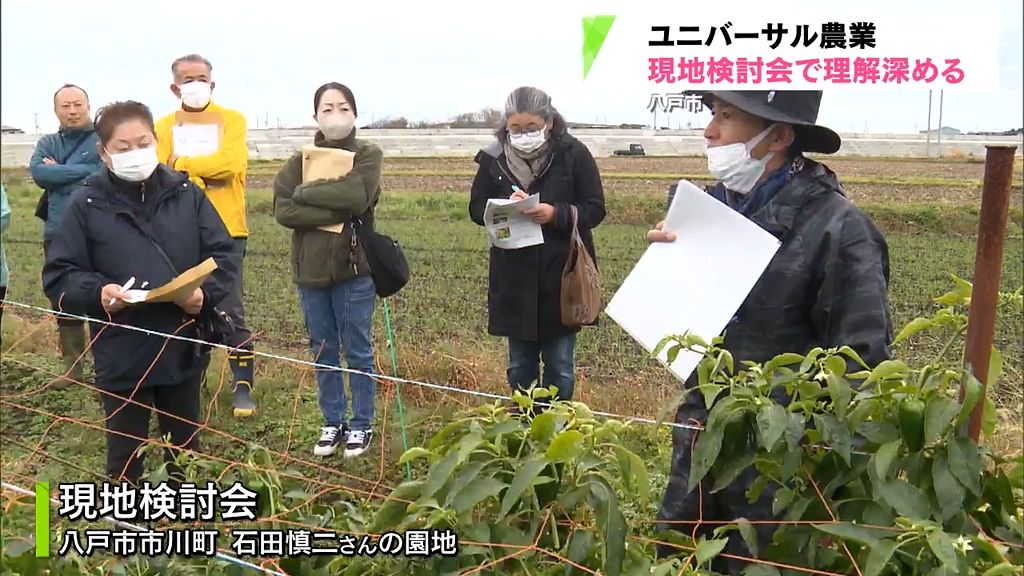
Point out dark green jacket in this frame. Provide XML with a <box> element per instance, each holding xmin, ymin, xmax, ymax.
<box><xmin>273</xmin><ymin>130</ymin><xmax>383</xmax><ymax>288</ymax></box>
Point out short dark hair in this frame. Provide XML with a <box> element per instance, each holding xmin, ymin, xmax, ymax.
<box><xmin>313</xmin><ymin>82</ymin><xmax>357</xmax><ymax>116</ymax></box>
<box><xmin>93</xmin><ymin>101</ymin><xmax>155</xmax><ymax>144</ymax></box>
<box><xmin>53</xmin><ymin>84</ymin><xmax>89</xmax><ymax>105</ymax></box>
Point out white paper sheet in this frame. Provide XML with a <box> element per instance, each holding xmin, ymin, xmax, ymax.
<box><xmin>604</xmin><ymin>179</ymin><xmax>782</xmax><ymax>383</ymax></box>
<box><xmin>483</xmin><ymin>195</ymin><xmax>544</xmax><ymax>249</ymax></box>
<box><xmin>171</xmin><ymin>124</ymin><xmax>220</xmax><ymax>157</ymax></box>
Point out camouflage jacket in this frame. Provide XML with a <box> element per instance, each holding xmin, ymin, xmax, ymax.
<box><xmin>667</xmin><ymin>156</ymin><xmax>894</xmax><ymax>405</ymax></box>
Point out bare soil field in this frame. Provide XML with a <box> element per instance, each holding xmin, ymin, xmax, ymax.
<box><xmin>362</xmin><ymin>156</ymin><xmax>1006</xmax><ymax>180</ymax></box>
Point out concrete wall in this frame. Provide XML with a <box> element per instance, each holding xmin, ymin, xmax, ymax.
<box><xmin>2</xmin><ymin>128</ymin><xmax>1021</xmax><ymax>167</ymax></box>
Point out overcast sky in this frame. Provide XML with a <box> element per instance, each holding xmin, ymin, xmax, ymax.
<box><xmin>1</xmin><ymin>0</ymin><xmax>1021</xmax><ymax>135</ymax></box>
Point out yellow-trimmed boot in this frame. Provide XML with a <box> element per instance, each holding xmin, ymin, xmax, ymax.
<box><xmin>229</xmin><ymin>351</ymin><xmax>256</xmax><ymax>418</ymax></box>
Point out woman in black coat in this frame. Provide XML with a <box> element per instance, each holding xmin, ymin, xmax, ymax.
<box><xmin>469</xmin><ymin>86</ymin><xmax>606</xmax><ymax>402</ymax></box>
<box><xmin>42</xmin><ymin>100</ymin><xmax>237</xmax><ymax>486</ymax></box>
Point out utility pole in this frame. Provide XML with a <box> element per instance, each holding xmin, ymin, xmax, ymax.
<box><xmin>34</xmin><ymin>113</ymin><xmax>40</xmax><ymax>134</ymax></box>
<box><xmin>936</xmin><ymin>89</ymin><xmax>944</xmax><ymax>157</ymax></box>
<box><xmin>926</xmin><ymin>90</ymin><xmax>933</xmax><ymax>157</ymax></box>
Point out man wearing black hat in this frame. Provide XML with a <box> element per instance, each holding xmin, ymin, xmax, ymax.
<box><xmin>648</xmin><ymin>91</ymin><xmax>894</xmax><ymax>571</ymax></box>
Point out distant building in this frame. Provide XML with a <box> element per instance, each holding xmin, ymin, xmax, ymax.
<box><xmin>919</xmin><ymin>126</ymin><xmax>961</xmax><ymax>136</ymax></box>
<box><xmin>0</xmin><ymin>125</ymin><xmax>24</xmax><ymax>134</ymax></box>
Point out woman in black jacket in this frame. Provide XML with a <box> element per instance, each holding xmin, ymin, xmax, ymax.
<box><xmin>42</xmin><ymin>100</ymin><xmax>237</xmax><ymax>486</ymax></box>
<box><xmin>469</xmin><ymin>86</ymin><xmax>606</xmax><ymax>402</ymax></box>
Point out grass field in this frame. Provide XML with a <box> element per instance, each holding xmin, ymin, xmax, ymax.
<box><xmin>1</xmin><ymin>154</ymin><xmax>1022</xmax><ymax>571</ymax></box>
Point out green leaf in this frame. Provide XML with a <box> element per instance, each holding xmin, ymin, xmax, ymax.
<box><xmin>864</xmin><ymin>540</ymin><xmax>899</xmax><ymax>576</ymax></box>
<box><xmin>932</xmin><ymin>452</ymin><xmax>966</xmax><ymax>523</ymax></box>
<box><xmin>611</xmin><ymin>444</ymin><xmax>650</xmax><ymax>504</ymax></box>
<box><xmin>772</xmin><ymin>487</ymin><xmax>794</xmax><ymax>516</ymax></box>
<box><xmin>743</xmin><ymin>565</ymin><xmax>782</xmax><ymax>576</ymax></box>
<box><xmin>565</xmin><ymin>530</ymin><xmax>594</xmax><ymax>568</ymax></box>
<box><xmin>874</xmin><ymin>441</ymin><xmax>901</xmax><ymax>480</ymax></box>
<box><xmin>784</xmin><ymin>412</ymin><xmax>805</xmax><ymax>452</ymax></box>
<box><xmin>800</xmin><ymin>348</ymin><xmax>825</xmax><ymax>373</ymax></box>
<box><xmin>838</xmin><ymin>346</ymin><xmax>869</xmax><ymax>370</ymax></box>
<box><xmin>457</xmin><ymin>432</ymin><xmax>484</xmax><ymax>463</ymax></box>
<box><xmin>697</xmin><ymin>384</ymin><xmax>727</xmax><ymax>409</ymax></box>
<box><xmin>925</xmin><ymin>530</ymin><xmax>959</xmax><ymax>567</ymax></box>
<box><xmin>756</xmin><ymin>404</ymin><xmax>788</xmax><ymax>452</ymax></box>
<box><xmin>421</xmin><ymin>450</ymin><xmax>460</xmax><ymax>499</ymax></box>
<box><xmin>499</xmin><ymin>456</ymin><xmax>550</xmax><ymax>516</ymax></box>
<box><xmin>981</xmin><ymin>563</ymin><xmax>1020</xmax><ymax>576</ymax></box>
<box><xmin>924</xmin><ymin>397</ymin><xmax>961</xmax><ymax>445</ymax></box>
<box><xmin>863</xmin><ymin>360</ymin><xmax>910</xmax><ymax>387</ymax></box>
<box><xmin>711</xmin><ymin>452</ymin><xmax>757</xmax><ymax>493</ymax></box>
<box><xmin>947</xmin><ymin>437</ymin><xmax>982</xmax><ymax>495</ymax></box>
<box><xmin>588</xmin><ymin>479</ymin><xmax>627</xmax><ymax>576</ymax></box>
<box><xmin>695</xmin><ymin>537</ymin><xmax>729</xmax><ymax>566</ymax></box>
<box><xmin>397</xmin><ymin>447</ymin><xmax>432</xmax><ymax>465</ymax></box>
<box><xmin>826</xmin><ymin>373</ymin><xmax>852</xmax><ymax>420</ymax></box>
<box><xmin>814</xmin><ymin>414</ymin><xmax>852</xmax><ymax>466</ymax></box>
<box><xmin>780</xmin><ymin>447</ymin><xmax>801</xmax><ymax>482</ymax></box>
<box><xmin>283</xmin><ymin>489</ymin><xmax>309</xmax><ymax>500</ymax></box>
<box><xmin>764</xmin><ymin>353</ymin><xmax>805</xmax><ymax>374</ymax></box>
<box><xmin>429</xmin><ymin>420</ymin><xmax>470</xmax><ymax>451</ymax></box>
<box><xmin>546</xmin><ymin>429</ymin><xmax>585</xmax><ymax>462</ymax></box>
<box><xmin>811</xmin><ymin>523</ymin><xmax>889</xmax><ymax>546</ymax></box>
<box><xmin>894</xmin><ymin>317</ymin><xmax>934</xmax><ymax>344</ymax></box>
<box><xmin>982</xmin><ymin>396</ymin><xmax>998</xmax><ymax>439</ymax></box>
<box><xmin>688</xmin><ymin>427</ymin><xmax>724</xmax><ymax>493</ymax></box>
<box><xmin>876</xmin><ymin>479</ymin><xmax>931</xmax><ymax>520</ymax></box>
<box><xmin>530</xmin><ymin>411</ymin><xmax>558</xmax><ymax>442</ymax></box>
<box><xmin>955</xmin><ymin>373</ymin><xmax>984</xmax><ymax>431</ymax></box>
<box><xmin>449</xmin><ymin>477</ymin><xmax>506</xmax><ymax>513</ymax></box>
<box><xmin>370</xmin><ymin>480</ymin><xmax>424</xmax><ymax>531</ymax></box>
<box><xmin>857</xmin><ymin>421</ymin><xmax>901</xmax><ymax>445</ymax></box>
<box><xmin>987</xmin><ymin>345</ymin><xmax>1004</xmax><ymax>390</ymax></box>
<box><xmin>736</xmin><ymin>518</ymin><xmax>759</xmax><ymax>557</ymax></box>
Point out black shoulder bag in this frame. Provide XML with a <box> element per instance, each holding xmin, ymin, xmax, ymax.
<box><xmin>351</xmin><ymin>216</ymin><xmax>410</xmax><ymax>298</ymax></box>
<box><xmin>34</xmin><ymin>133</ymin><xmax>94</xmax><ymax>221</ymax></box>
<box><xmin>132</xmin><ymin>214</ymin><xmax>235</xmax><ymax>350</ymax></box>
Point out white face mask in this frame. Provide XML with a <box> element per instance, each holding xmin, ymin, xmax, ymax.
<box><xmin>509</xmin><ymin>128</ymin><xmax>547</xmax><ymax>153</ymax></box>
<box><xmin>179</xmin><ymin>81</ymin><xmax>212</xmax><ymax>109</ymax></box>
<box><xmin>108</xmin><ymin>146</ymin><xmax>159</xmax><ymax>182</ymax></box>
<box><xmin>705</xmin><ymin>124</ymin><xmax>777</xmax><ymax>194</ymax></box>
<box><xmin>318</xmin><ymin>114</ymin><xmax>355</xmax><ymax>141</ymax></box>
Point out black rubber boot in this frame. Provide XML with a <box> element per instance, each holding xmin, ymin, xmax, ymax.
<box><xmin>228</xmin><ymin>351</ymin><xmax>256</xmax><ymax>418</ymax></box>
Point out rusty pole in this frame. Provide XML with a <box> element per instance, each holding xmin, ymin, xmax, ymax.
<box><xmin>963</xmin><ymin>145</ymin><xmax>1017</xmax><ymax>442</ymax></box>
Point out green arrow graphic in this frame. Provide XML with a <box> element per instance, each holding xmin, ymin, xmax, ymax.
<box><xmin>582</xmin><ymin>15</ymin><xmax>616</xmax><ymax>80</ymax></box>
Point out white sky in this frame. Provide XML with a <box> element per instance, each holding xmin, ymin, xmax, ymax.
<box><xmin>1</xmin><ymin>0</ymin><xmax>1021</xmax><ymax>135</ymax></box>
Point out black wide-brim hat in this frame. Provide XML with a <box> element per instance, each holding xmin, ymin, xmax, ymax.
<box><xmin>687</xmin><ymin>90</ymin><xmax>842</xmax><ymax>154</ymax></box>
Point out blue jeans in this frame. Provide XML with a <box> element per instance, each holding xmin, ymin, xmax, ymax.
<box><xmin>298</xmin><ymin>276</ymin><xmax>377</xmax><ymax>431</ymax></box>
<box><xmin>507</xmin><ymin>333</ymin><xmax>577</xmax><ymax>401</ymax></box>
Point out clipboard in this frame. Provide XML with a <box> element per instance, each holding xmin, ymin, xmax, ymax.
<box><xmin>301</xmin><ymin>146</ymin><xmax>355</xmax><ymax>234</ymax></box>
<box><xmin>172</xmin><ymin>110</ymin><xmax>225</xmax><ymax>158</ymax></box>
<box><xmin>122</xmin><ymin>258</ymin><xmax>218</xmax><ymax>304</ymax></box>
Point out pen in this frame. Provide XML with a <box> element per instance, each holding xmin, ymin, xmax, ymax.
<box><xmin>109</xmin><ymin>276</ymin><xmax>135</xmax><ymax>307</ymax></box>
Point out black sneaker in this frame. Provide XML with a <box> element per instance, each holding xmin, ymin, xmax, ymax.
<box><xmin>344</xmin><ymin>429</ymin><xmax>373</xmax><ymax>458</ymax></box>
<box><xmin>313</xmin><ymin>426</ymin><xmax>343</xmax><ymax>457</ymax></box>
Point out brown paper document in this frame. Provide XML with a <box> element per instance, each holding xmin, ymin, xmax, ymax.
<box><xmin>123</xmin><ymin>258</ymin><xmax>218</xmax><ymax>304</ymax></box>
<box><xmin>301</xmin><ymin>146</ymin><xmax>355</xmax><ymax>234</ymax></box>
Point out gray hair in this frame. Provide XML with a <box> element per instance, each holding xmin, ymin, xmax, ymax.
<box><xmin>504</xmin><ymin>86</ymin><xmax>555</xmax><ymax>120</ymax></box>
<box><xmin>171</xmin><ymin>54</ymin><xmax>213</xmax><ymax>77</ymax></box>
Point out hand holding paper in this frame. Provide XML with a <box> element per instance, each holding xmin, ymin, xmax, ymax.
<box><xmin>605</xmin><ymin>179</ymin><xmax>782</xmax><ymax>383</ymax></box>
<box><xmin>482</xmin><ymin>194</ymin><xmax>545</xmax><ymax>250</ymax></box>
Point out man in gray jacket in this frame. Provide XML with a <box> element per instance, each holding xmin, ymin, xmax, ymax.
<box><xmin>648</xmin><ymin>90</ymin><xmax>894</xmax><ymax>573</ymax></box>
